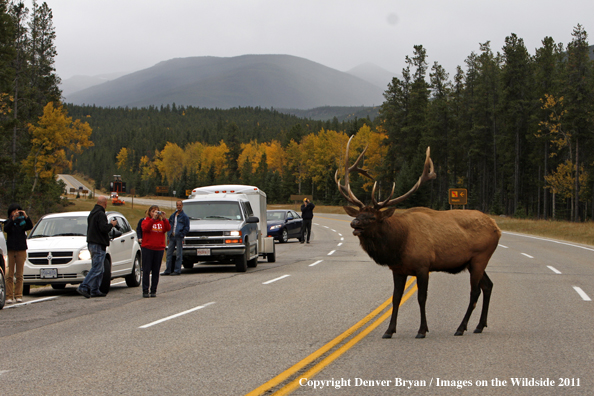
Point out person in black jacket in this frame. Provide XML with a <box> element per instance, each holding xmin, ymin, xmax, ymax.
<box><xmin>300</xmin><ymin>198</ymin><xmax>315</xmax><ymax>244</ymax></box>
<box><xmin>77</xmin><ymin>196</ymin><xmax>118</xmax><ymax>298</ymax></box>
<box><xmin>4</xmin><ymin>203</ymin><xmax>33</xmax><ymax>304</ymax></box>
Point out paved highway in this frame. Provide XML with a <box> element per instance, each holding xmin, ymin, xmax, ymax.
<box><xmin>1</xmin><ymin>214</ymin><xmax>592</xmax><ymax>395</ymax></box>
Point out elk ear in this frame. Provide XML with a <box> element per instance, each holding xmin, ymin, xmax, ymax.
<box><xmin>377</xmin><ymin>207</ymin><xmax>396</xmax><ymax>221</ymax></box>
<box><xmin>343</xmin><ymin>205</ymin><xmax>360</xmax><ymax>217</ymax></box>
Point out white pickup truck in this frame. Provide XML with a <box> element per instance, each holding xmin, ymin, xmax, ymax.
<box><xmin>178</xmin><ymin>185</ymin><xmax>276</xmax><ymax>272</ymax></box>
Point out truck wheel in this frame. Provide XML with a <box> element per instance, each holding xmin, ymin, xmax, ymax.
<box><xmin>247</xmin><ymin>246</ymin><xmax>258</xmax><ymax>268</ymax></box>
<box><xmin>267</xmin><ymin>244</ymin><xmax>276</xmax><ymax>263</ymax></box>
<box><xmin>125</xmin><ymin>253</ymin><xmax>142</xmax><ymax>287</ymax></box>
<box><xmin>235</xmin><ymin>248</ymin><xmax>248</xmax><ymax>272</ymax></box>
<box><xmin>182</xmin><ymin>259</ymin><xmax>194</xmax><ymax>269</ymax></box>
<box><xmin>99</xmin><ymin>257</ymin><xmax>112</xmax><ymax>294</ymax></box>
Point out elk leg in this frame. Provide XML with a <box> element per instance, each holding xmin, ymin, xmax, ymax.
<box><xmin>415</xmin><ymin>271</ymin><xmax>429</xmax><ymax>338</ymax></box>
<box><xmin>474</xmin><ymin>272</ymin><xmax>493</xmax><ymax>333</ymax></box>
<box><xmin>455</xmin><ymin>269</ymin><xmax>483</xmax><ymax>336</ymax></box>
<box><xmin>383</xmin><ymin>272</ymin><xmax>407</xmax><ymax>339</ymax></box>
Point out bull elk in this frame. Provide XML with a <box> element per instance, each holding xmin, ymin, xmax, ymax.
<box><xmin>336</xmin><ymin>136</ymin><xmax>501</xmax><ymax>339</ymax></box>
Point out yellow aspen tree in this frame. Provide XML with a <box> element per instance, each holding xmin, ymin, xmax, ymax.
<box><xmin>23</xmin><ymin>102</ymin><xmax>93</xmax><ymax>194</ymax></box>
<box><xmin>153</xmin><ymin>142</ymin><xmax>184</xmax><ymax>184</ymax></box>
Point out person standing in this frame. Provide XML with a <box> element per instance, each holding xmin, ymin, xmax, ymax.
<box><xmin>77</xmin><ymin>196</ymin><xmax>118</xmax><ymax>298</ymax></box>
<box><xmin>300</xmin><ymin>198</ymin><xmax>315</xmax><ymax>244</ymax></box>
<box><xmin>141</xmin><ymin>205</ymin><xmax>170</xmax><ymax>297</ymax></box>
<box><xmin>4</xmin><ymin>204</ymin><xmax>33</xmax><ymax>304</ymax></box>
<box><xmin>162</xmin><ymin>200</ymin><xmax>190</xmax><ymax>276</ymax></box>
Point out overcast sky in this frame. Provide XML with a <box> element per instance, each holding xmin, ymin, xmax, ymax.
<box><xmin>46</xmin><ymin>0</ymin><xmax>592</xmax><ymax>81</ymax></box>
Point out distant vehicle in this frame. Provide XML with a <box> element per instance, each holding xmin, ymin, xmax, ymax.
<box><xmin>266</xmin><ymin>210</ymin><xmax>305</xmax><ymax>243</ymax></box>
<box><xmin>22</xmin><ymin>211</ymin><xmax>141</xmax><ymax>295</ymax></box>
<box><xmin>0</xmin><ymin>219</ymin><xmax>6</xmax><ymax>309</ymax></box>
<box><xmin>181</xmin><ymin>185</ymin><xmax>276</xmax><ymax>271</ymax></box>
<box><xmin>110</xmin><ymin>191</ymin><xmax>125</xmax><ymax>206</ymax></box>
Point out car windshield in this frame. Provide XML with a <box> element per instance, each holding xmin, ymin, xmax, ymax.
<box><xmin>184</xmin><ymin>201</ymin><xmax>243</xmax><ymax>220</ymax></box>
<box><xmin>29</xmin><ymin>216</ymin><xmax>88</xmax><ymax>238</ymax></box>
<box><xmin>267</xmin><ymin>211</ymin><xmax>286</xmax><ymax>221</ymax></box>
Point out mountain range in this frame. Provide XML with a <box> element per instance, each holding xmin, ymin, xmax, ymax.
<box><xmin>62</xmin><ymin>55</ymin><xmax>394</xmax><ymax>110</ymax></box>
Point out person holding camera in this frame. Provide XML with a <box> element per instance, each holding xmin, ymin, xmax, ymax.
<box><xmin>300</xmin><ymin>198</ymin><xmax>315</xmax><ymax>244</ymax></box>
<box><xmin>4</xmin><ymin>204</ymin><xmax>33</xmax><ymax>304</ymax></box>
<box><xmin>140</xmin><ymin>205</ymin><xmax>171</xmax><ymax>298</ymax></box>
<box><xmin>78</xmin><ymin>196</ymin><xmax>118</xmax><ymax>298</ymax></box>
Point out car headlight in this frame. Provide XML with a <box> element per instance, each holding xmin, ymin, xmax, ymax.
<box><xmin>224</xmin><ymin>230</ymin><xmax>242</xmax><ymax>236</ymax></box>
<box><xmin>269</xmin><ymin>225</ymin><xmax>281</xmax><ymax>230</ymax></box>
<box><xmin>78</xmin><ymin>248</ymin><xmax>92</xmax><ymax>261</ymax></box>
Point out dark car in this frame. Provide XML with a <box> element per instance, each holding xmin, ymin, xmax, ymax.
<box><xmin>266</xmin><ymin>210</ymin><xmax>305</xmax><ymax>243</ymax></box>
<box><xmin>1</xmin><ymin>220</ymin><xmax>7</xmax><ymax>309</ymax></box>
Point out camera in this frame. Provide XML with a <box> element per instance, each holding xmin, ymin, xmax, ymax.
<box><xmin>157</xmin><ymin>211</ymin><xmax>165</xmax><ymax>215</ymax></box>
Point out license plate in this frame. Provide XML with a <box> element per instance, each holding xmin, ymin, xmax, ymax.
<box><xmin>40</xmin><ymin>268</ymin><xmax>58</xmax><ymax>279</ymax></box>
<box><xmin>196</xmin><ymin>249</ymin><xmax>210</xmax><ymax>256</ymax></box>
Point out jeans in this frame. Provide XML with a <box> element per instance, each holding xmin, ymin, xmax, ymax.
<box><xmin>165</xmin><ymin>236</ymin><xmax>184</xmax><ymax>274</ymax></box>
<box><xmin>142</xmin><ymin>247</ymin><xmax>164</xmax><ymax>294</ymax></box>
<box><xmin>301</xmin><ymin>219</ymin><xmax>312</xmax><ymax>242</ymax></box>
<box><xmin>80</xmin><ymin>243</ymin><xmax>106</xmax><ymax>294</ymax></box>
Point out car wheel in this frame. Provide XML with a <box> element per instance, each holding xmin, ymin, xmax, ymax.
<box><xmin>22</xmin><ymin>284</ymin><xmax>30</xmax><ymax>296</ymax></box>
<box><xmin>280</xmin><ymin>229</ymin><xmax>289</xmax><ymax>243</ymax></box>
<box><xmin>267</xmin><ymin>244</ymin><xmax>276</xmax><ymax>263</ymax></box>
<box><xmin>125</xmin><ymin>253</ymin><xmax>142</xmax><ymax>287</ymax></box>
<box><xmin>99</xmin><ymin>257</ymin><xmax>112</xmax><ymax>294</ymax></box>
<box><xmin>51</xmin><ymin>284</ymin><xmax>67</xmax><ymax>290</ymax></box>
<box><xmin>0</xmin><ymin>268</ymin><xmax>5</xmax><ymax>309</ymax></box>
<box><xmin>235</xmin><ymin>241</ymin><xmax>248</xmax><ymax>272</ymax></box>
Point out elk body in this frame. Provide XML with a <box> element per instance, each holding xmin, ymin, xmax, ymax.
<box><xmin>337</xmin><ymin>137</ymin><xmax>501</xmax><ymax>339</ymax></box>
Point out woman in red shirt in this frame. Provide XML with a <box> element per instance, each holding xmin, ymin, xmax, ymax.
<box><xmin>141</xmin><ymin>205</ymin><xmax>171</xmax><ymax>298</ymax></box>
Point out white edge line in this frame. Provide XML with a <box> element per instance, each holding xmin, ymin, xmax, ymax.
<box><xmin>4</xmin><ymin>296</ymin><xmax>59</xmax><ymax>309</ymax></box>
<box><xmin>139</xmin><ymin>302</ymin><xmax>215</xmax><ymax>328</ymax></box>
<box><xmin>573</xmin><ymin>287</ymin><xmax>592</xmax><ymax>301</ymax></box>
<box><xmin>498</xmin><ymin>244</ymin><xmax>508</xmax><ymax>248</ymax></box>
<box><xmin>337</xmin><ymin>243</ymin><xmax>343</xmax><ymax>247</ymax></box>
<box><xmin>547</xmin><ymin>266</ymin><xmax>562</xmax><ymax>274</ymax></box>
<box><xmin>328</xmin><ymin>250</ymin><xmax>336</xmax><ymax>256</ymax></box>
<box><xmin>111</xmin><ymin>281</ymin><xmax>126</xmax><ymax>286</ymax></box>
<box><xmin>340</xmin><ymin>237</ymin><xmax>344</xmax><ymax>241</ymax></box>
<box><xmin>309</xmin><ymin>260</ymin><xmax>323</xmax><ymax>267</ymax></box>
<box><xmin>521</xmin><ymin>253</ymin><xmax>534</xmax><ymax>259</ymax></box>
<box><xmin>262</xmin><ymin>275</ymin><xmax>291</xmax><ymax>285</ymax></box>
<box><xmin>338</xmin><ymin>233</ymin><xmax>342</xmax><ymax>237</ymax></box>
<box><xmin>502</xmin><ymin>231</ymin><xmax>594</xmax><ymax>252</ymax></box>
<box><xmin>330</xmin><ymin>229</ymin><xmax>336</xmax><ymax>232</ymax></box>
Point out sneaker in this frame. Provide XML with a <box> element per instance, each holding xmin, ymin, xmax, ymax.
<box><xmin>160</xmin><ymin>272</ymin><xmax>171</xmax><ymax>276</ymax></box>
<box><xmin>6</xmin><ymin>299</ymin><xmax>13</xmax><ymax>304</ymax></box>
<box><xmin>16</xmin><ymin>298</ymin><xmax>23</xmax><ymax>303</ymax></box>
<box><xmin>90</xmin><ymin>291</ymin><xmax>106</xmax><ymax>298</ymax></box>
<box><xmin>77</xmin><ymin>287</ymin><xmax>91</xmax><ymax>299</ymax></box>
<box><xmin>150</xmin><ymin>293</ymin><xmax>157</xmax><ymax>298</ymax></box>
<box><xmin>143</xmin><ymin>293</ymin><xmax>150</xmax><ymax>298</ymax></box>
<box><xmin>171</xmin><ymin>272</ymin><xmax>180</xmax><ymax>276</ymax></box>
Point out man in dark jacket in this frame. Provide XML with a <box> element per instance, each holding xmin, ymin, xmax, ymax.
<box><xmin>77</xmin><ymin>196</ymin><xmax>118</xmax><ymax>298</ymax></box>
<box><xmin>300</xmin><ymin>198</ymin><xmax>315</xmax><ymax>244</ymax></box>
<box><xmin>4</xmin><ymin>203</ymin><xmax>33</xmax><ymax>304</ymax></box>
<box><xmin>162</xmin><ymin>200</ymin><xmax>190</xmax><ymax>275</ymax></box>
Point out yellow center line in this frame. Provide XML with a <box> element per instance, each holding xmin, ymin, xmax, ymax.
<box><xmin>246</xmin><ymin>278</ymin><xmax>418</xmax><ymax>396</ymax></box>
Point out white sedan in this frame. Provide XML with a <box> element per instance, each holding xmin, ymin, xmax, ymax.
<box><xmin>23</xmin><ymin>211</ymin><xmax>141</xmax><ymax>295</ymax></box>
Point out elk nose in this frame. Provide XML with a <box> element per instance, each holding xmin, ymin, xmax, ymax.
<box><xmin>350</xmin><ymin>219</ymin><xmax>359</xmax><ymax>228</ymax></box>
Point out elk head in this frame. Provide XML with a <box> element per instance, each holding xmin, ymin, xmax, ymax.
<box><xmin>335</xmin><ymin>136</ymin><xmax>436</xmax><ymax>236</ymax></box>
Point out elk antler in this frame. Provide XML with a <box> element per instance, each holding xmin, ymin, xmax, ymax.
<box><xmin>335</xmin><ymin>135</ymin><xmax>374</xmax><ymax>208</ymax></box>
<box><xmin>372</xmin><ymin>147</ymin><xmax>436</xmax><ymax>210</ymax></box>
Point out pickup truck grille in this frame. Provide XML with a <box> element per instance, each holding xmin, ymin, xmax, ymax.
<box><xmin>28</xmin><ymin>251</ymin><xmax>74</xmax><ymax>265</ymax></box>
<box><xmin>186</xmin><ymin>231</ymin><xmax>225</xmax><ymax>237</ymax></box>
<box><xmin>184</xmin><ymin>239</ymin><xmax>225</xmax><ymax>246</ymax></box>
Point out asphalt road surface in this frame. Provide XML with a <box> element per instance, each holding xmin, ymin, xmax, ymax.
<box><xmin>1</xmin><ymin>214</ymin><xmax>593</xmax><ymax>395</ymax></box>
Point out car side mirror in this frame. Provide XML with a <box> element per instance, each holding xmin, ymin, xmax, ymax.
<box><xmin>246</xmin><ymin>216</ymin><xmax>259</xmax><ymax>224</ymax></box>
<box><xmin>286</xmin><ymin>216</ymin><xmax>293</xmax><ymax>221</ymax></box>
<box><xmin>109</xmin><ymin>228</ymin><xmax>122</xmax><ymax>239</ymax></box>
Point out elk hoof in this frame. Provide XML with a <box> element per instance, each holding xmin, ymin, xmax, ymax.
<box><xmin>415</xmin><ymin>333</ymin><xmax>426</xmax><ymax>339</ymax></box>
<box><xmin>473</xmin><ymin>328</ymin><xmax>483</xmax><ymax>334</ymax></box>
<box><xmin>382</xmin><ymin>333</ymin><xmax>393</xmax><ymax>339</ymax></box>
<box><xmin>454</xmin><ymin>330</ymin><xmax>464</xmax><ymax>336</ymax></box>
